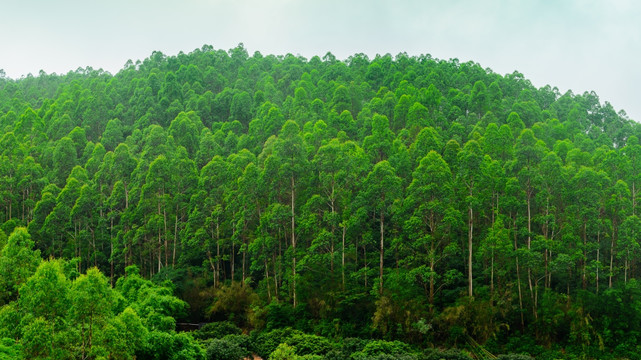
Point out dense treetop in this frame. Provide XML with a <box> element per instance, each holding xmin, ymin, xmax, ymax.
<box><xmin>1</xmin><ymin>44</ymin><xmax>640</xmax><ymax>359</ymax></box>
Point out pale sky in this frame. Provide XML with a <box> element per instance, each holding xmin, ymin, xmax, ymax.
<box><xmin>1</xmin><ymin>0</ymin><xmax>639</xmax><ymax>122</ymax></box>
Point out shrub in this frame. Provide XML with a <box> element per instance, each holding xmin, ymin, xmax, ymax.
<box><xmin>270</xmin><ymin>343</ymin><xmax>298</xmax><ymax>360</ymax></box>
<box><xmin>351</xmin><ymin>340</ymin><xmax>416</xmax><ymax>359</ymax></box>
<box><xmin>250</xmin><ymin>328</ymin><xmax>334</xmax><ymax>358</ymax></box>
<box><xmin>424</xmin><ymin>348</ymin><xmax>473</xmax><ymax>360</ymax></box>
<box><xmin>250</xmin><ymin>328</ymin><xmax>304</xmax><ymax>359</ymax></box>
<box><xmin>263</xmin><ymin>301</ymin><xmax>312</xmax><ymax>331</ymax></box>
<box><xmin>137</xmin><ymin>331</ymin><xmax>205</xmax><ymax>360</ymax></box>
<box><xmin>195</xmin><ymin>321</ymin><xmax>242</xmax><ymax>340</ymax></box>
<box><xmin>171</xmin><ymin>332</ymin><xmax>206</xmax><ymax>360</ymax></box>
<box><xmin>339</xmin><ymin>337</ymin><xmax>368</xmax><ymax>355</ymax></box>
<box><xmin>205</xmin><ymin>338</ymin><xmax>245</xmax><ymax>360</ymax></box>
<box><xmin>497</xmin><ymin>355</ymin><xmax>535</xmax><ymax>360</ymax></box>
<box><xmin>222</xmin><ymin>334</ymin><xmax>252</xmax><ymax>354</ymax></box>
<box><xmin>286</xmin><ymin>333</ymin><xmax>334</xmax><ymax>356</ymax></box>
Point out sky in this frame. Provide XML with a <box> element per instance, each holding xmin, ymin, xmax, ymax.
<box><xmin>1</xmin><ymin>0</ymin><xmax>640</xmax><ymax>121</ymax></box>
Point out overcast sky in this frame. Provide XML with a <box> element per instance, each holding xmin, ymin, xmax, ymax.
<box><xmin>1</xmin><ymin>0</ymin><xmax>639</xmax><ymax>121</ymax></box>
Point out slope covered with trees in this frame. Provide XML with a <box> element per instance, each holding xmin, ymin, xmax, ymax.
<box><xmin>1</xmin><ymin>44</ymin><xmax>640</xmax><ymax>359</ymax></box>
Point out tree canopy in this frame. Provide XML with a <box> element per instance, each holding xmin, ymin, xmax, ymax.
<box><xmin>0</xmin><ymin>44</ymin><xmax>639</xmax><ymax>359</ymax></box>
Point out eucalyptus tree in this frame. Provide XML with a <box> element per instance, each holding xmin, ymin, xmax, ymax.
<box><xmin>457</xmin><ymin>139</ymin><xmax>484</xmax><ymax>298</ymax></box>
<box><xmin>272</xmin><ymin>120</ymin><xmax>307</xmax><ymax>307</ymax></box>
<box><xmin>404</xmin><ymin>151</ymin><xmax>454</xmax><ymax>306</ymax></box>
<box><xmin>360</xmin><ymin>160</ymin><xmax>402</xmax><ymax>295</ymax></box>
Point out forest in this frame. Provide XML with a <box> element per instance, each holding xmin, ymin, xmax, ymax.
<box><xmin>1</xmin><ymin>44</ymin><xmax>640</xmax><ymax>359</ymax></box>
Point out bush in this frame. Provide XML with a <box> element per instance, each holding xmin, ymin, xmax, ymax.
<box><xmin>424</xmin><ymin>348</ymin><xmax>473</xmax><ymax>360</ymax></box>
<box><xmin>339</xmin><ymin>338</ymin><xmax>368</xmax><ymax>355</ymax></box>
<box><xmin>351</xmin><ymin>340</ymin><xmax>416</xmax><ymax>359</ymax></box>
<box><xmin>263</xmin><ymin>301</ymin><xmax>312</xmax><ymax>331</ymax></box>
<box><xmin>251</xmin><ymin>328</ymin><xmax>304</xmax><ymax>359</ymax></box>
<box><xmin>270</xmin><ymin>343</ymin><xmax>297</xmax><ymax>360</ymax></box>
<box><xmin>324</xmin><ymin>349</ymin><xmax>348</xmax><ymax>360</ymax></box>
<box><xmin>136</xmin><ymin>331</ymin><xmax>205</xmax><ymax>360</ymax></box>
<box><xmin>172</xmin><ymin>332</ymin><xmax>206</xmax><ymax>360</ymax></box>
<box><xmin>358</xmin><ymin>355</ymin><xmax>418</xmax><ymax>360</ymax></box>
<box><xmin>287</xmin><ymin>333</ymin><xmax>334</xmax><ymax>356</ymax></box>
<box><xmin>195</xmin><ymin>321</ymin><xmax>242</xmax><ymax>340</ymax></box>
<box><xmin>250</xmin><ymin>328</ymin><xmax>334</xmax><ymax>358</ymax></box>
<box><xmin>325</xmin><ymin>337</ymin><xmax>370</xmax><ymax>360</ymax></box>
<box><xmin>503</xmin><ymin>335</ymin><xmax>543</xmax><ymax>357</ymax></box>
<box><xmin>205</xmin><ymin>338</ymin><xmax>245</xmax><ymax>360</ymax></box>
<box><xmin>138</xmin><ymin>331</ymin><xmax>173</xmax><ymax>359</ymax></box>
<box><xmin>497</xmin><ymin>354</ymin><xmax>535</xmax><ymax>360</ymax></box>
<box><xmin>221</xmin><ymin>334</ymin><xmax>252</xmax><ymax>354</ymax></box>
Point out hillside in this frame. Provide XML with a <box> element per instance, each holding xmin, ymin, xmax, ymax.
<box><xmin>1</xmin><ymin>44</ymin><xmax>640</xmax><ymax>359</ymax></box>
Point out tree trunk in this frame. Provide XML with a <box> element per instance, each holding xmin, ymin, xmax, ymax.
<box><xmin>364</xmin><ymin>243</ymin><xmax>368</xmax><ymax>288</ymax></box>
<box><xmin>242</xmin><ymin>234</ymin><xmax>247</xmax><ymax>285</ymax></box>
<box><xmin>514</xmin><ymin>216</ymin><xmax>524</xmax><ymax>330</ymax></box>
<box><xmin>429</xmin><ymin>237</ymin><xmax>435</xmax><ymax>306</ymax></box>
<box><xmin>330</xmin><ymin>192</ymin><xmax>335</xmax><ymax>274</ymax></box>
<box><xmin>625</xmin><ymin>250</ymin><xmax>629</xmax><ymax>284</ymax></box>
<box><xmin>609</xmin><ymin>219</ymin><xmax>617</xmax><ymax>288</ymax></box>
<box><xmin>544</xmin><ymin>196</ymin><xmax>550</xmax><ymax>288</ymax></box>
<box><xmin>291</xmin><ymin>175</ymin><xmax>297</xmax><ymax>308</ymax></box>
<box><xmin>216</xmin><ymin>220</ymin><xmax>220</xmax><ymax>288</ymax></box>
<box><xmin>164</xmin><ymin>206</ymin><xmax>168</xmax><ymax>271</ymax></box>
<box><xmin>491</xmin><ymin>247</ymin><xmax>495</xmax><ymax>301</ymax></box>
<box><xmin>380</xmin><ymin>212</ymin><xmax>384</xmax><ymax>295</ymax></box>
<box><xmin>634</xmin><ymin>181</ymin><xmax>637</xmax><ymax>216</ymax></box>
<box><xmin>596</xmin><ymin>229</ymin><xmax>600</xmax><ymax>294</ymax></box>
<box><xmin>110</xmin><ymin>217</ymin><xmax>114</xmax><ymax>287</ymax></box>
<box><xmin>582</xmin><ymin>221</ymin><xmax>587</xmax><ymax>290</ymax></box>
<box><xmin>22</xmin><ymin>190</ymin><xmax>25</xmax><ymax>222</ymax></box>
<box><xmin>342</xmin><ymin>224</ymin><xmax>346</xmax><ymax>290</ymax></box>
<box><xmin>158</xmin><ymin>227</ymin><xmax>162</xmax><ymax>273</ymax></box>
<box><xmin>207</xmin><ymin>249</ymin><xmax>216</xmax><ymax>285</ymax></box>
<box><xmin>468</xmin><ymin>205</ymin><xmax>473</xmax><ymax>298</ymax></box>
<box><xmin>273</xmin><ymin>251</ymin><xmax>279</xmax><ymax>299</ymax></box>
<box><xmin>231</xmin><ymin>224</ymin><xmax>236</xmax><ymax>282</ymax></box>
<box><xmin>173</xmin><ymin>210</ymin><xmax>178</xmax><ymax>268</ymax></box>
<box><xmin>526</xmin><ymin>192</ymin><xmax>538</xmax><ymax>319</ymax></box>
<box><xmin>124</xmin><ymin>182</ymin><xmax>129</xmax><ymax>210</ymax></box>
<box><xmin>264</xmin><ymin>244</ymin><xmax>271</xmax><ymax>301</ymax></box>
<box><xmin>157</xmin><ymin>200</ymin><xmax>162</xmax><ymax>272</ymax></box>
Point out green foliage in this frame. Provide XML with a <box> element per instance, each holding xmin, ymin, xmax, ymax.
<box><xmin>1</xmin><ymin>44</ymin><xmax>640</xmax><ymax>359</ymax></box>
<box><xmin>18</xmin><ymin>259</ymin><xmax>70</xmax><ymax>323</ymax></box>
<box><xmin>208</xmin><ymin>282</ymin><xmax>258</xmax><ymax>327</ymax></box>
<box><xmin>205</xmin><ymin>338</ymin><xmax>246</xmax><ymax>360</ymax></box>
<box><xmin>0</xmin><ymin>229</ymin><xmax>6</xmax><ymax>250</ymax></box>
<box><xmin>350</xmin><ymin>340</ymin><xmax>415</xmax><ymax>359</ymax></box>
<box><xmin>270</xmin><ymin>343</ymin><xmax>299</xmax><ymax>360</ymax></box>
<box><xmin>424</xmin><ymin>348</ymin><xmax>473</xmax><ymax>360</ymax></box>
<box><xmin>138</xmin><ymin>331</ymin><xmax>205</xmax><ymax>360</ymax></box>
<box><xmin>250</xmin><ymin>327</ymin><xmax>319</xmax><ymax>359</ymax></box>
<box><xmin>0</xmin><ymin>338</ymin><xmax>22</xmax><ymax>360</ymax></box>
<box><xmin>194</xmin><ymin>321</ymin><xmax>242</xmax><ymax>340</ymax></box>
<box><xmin>0</xmin><ymin>227</ymin><xmax>40</xmax><ymax>304</ymax></box>
<box><xmin>497</xmin><ymin>355</ymin><xmax>534</xmax><ymax>360</ymax></box>
<box><xmin>285</xmin><ymin>332</ymin><xmax>334</xmax><ymax>356</ymax></box>
<box><xmin>0</xmin><ymin>304</ymin><xmax>20</xmax><ymax>339</ymax></box>
<box><xmin>116</xmin><ymin>265</ymin><xmax>188</xmax><ymax>331</ymax></box>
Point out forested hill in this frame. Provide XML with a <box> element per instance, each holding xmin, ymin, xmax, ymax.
<box><xmin>1</xmin><ymin>44</ymin><xmax>641</xmax><ymax>359</ymax></box>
